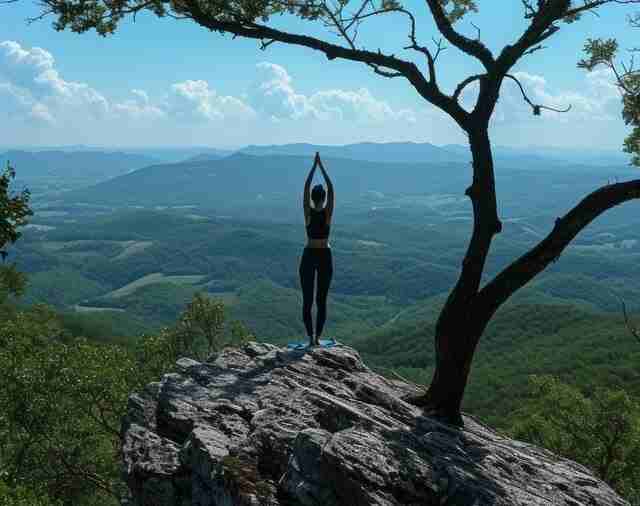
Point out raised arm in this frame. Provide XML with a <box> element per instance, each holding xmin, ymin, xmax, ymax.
<box><xmin>303</xmin><ymin>155</ymin><xmax>317</xmax><ymax>223</ymax></box>
<box><xmin>317</xmin><ymin>153</ymin><xmax>334</xmax><ymax>222</ymax></box>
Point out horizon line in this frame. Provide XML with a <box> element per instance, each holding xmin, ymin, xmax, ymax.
<box><xmin>0</xmin><ymin>142</ymin><xmax>630</xmax><ymax>154</ymax></box>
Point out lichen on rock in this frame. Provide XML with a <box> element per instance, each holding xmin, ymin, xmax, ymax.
<box><xmin>120</xmin><ymin>342</ymin><xmax>629</xmax><ymax>505</ymax></box>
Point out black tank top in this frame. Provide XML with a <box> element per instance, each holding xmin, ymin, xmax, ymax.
<box><xmin>306</xmin><ymin>208</ymin><xmax>330</xmax><ymax>239</ymax></box>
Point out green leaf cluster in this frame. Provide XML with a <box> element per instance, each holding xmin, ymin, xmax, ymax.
<box><xmin>509</xmin><ymin>375</ymin><xmax>640</xmax><ymax>504</ymax></box>
<box><xmin>173</xmin><ymin>291</ymin><xmax>226</xmax><ymax>359</ymax></box>
<box><xmin>0</xmin><ymin>287</ymin><xmax>251</xmax><ymax>504</ymax></box>
<box><xmin>0</xmin><ymin>304</ymin><xmax>131</xmax><ymax>504</ymax></box>
<box><xmin>0</xmin><ymin>162</ymin><xmax>33</xmax><ymax>253</ymax></box>
<box><xmin>40</xmin><ymin>0</ymin><xmax>481</xmax><ymax>37</ymax></box>
<box><xmin>439</xmin><ymin>0</ymin><xmax>477</xmax><ymax>23</ymax></box>
<box><xmin>0</xmin><ymin>162</ymin><xmax>32</xmax><ymax>308</ymax></box>
<box><xmin>578</xmin><ymin>34</ymin><xmax>640</xmax><ymax>166</ymax></box>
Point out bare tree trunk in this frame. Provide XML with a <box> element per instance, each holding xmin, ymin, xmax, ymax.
<box><xmin>408</xmin><ymin>123</ymin><xmax>501</xmax><ymax>425</ymax></box>
<box><xmin>416</xmin><ymin>323</ymin><xmax>483</xmax><ymax>426</ymax></box>
<box><xmin>404</xmin><ymin>118</ymin><xmax>640</xmax><ymax>425</ymax></box>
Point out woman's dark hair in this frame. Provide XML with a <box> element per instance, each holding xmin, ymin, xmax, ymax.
<box><xmin>311</xmin><ymin>184</ymin><xmax>326</xmax><ymax>205</ymax></box>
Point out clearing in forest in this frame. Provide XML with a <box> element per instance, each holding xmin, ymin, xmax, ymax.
<box><xmin>112</xmin><ymin>240</ymin><xmax>154</xmax><ymax>260</ymax></box>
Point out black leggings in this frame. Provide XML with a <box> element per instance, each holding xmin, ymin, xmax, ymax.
<box><xmin>299</xmin><ymin>247</ymin><xmax>333</xmax><ymax>338</ymax></box>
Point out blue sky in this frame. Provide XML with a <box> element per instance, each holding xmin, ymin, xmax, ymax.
<box><xmin>0</xmin><ymin>1</ymin><xmax>638</xmax><ymax>149</ymax></box>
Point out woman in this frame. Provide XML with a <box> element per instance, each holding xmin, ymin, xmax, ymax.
<box><xmin>300</xmin><ymin>152</ymin><xmax>334</xmax><ymax>346</ymax></box>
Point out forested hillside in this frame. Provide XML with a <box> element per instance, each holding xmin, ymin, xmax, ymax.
<box><xmin>4</xmin><ymin>146</ymin><xmax>640</xmax><ymax>504</ymax></box>
<box><xmin>0</xmin><ymin>150</ymin><xmax>157</xmax><ymax>197</ymax></box>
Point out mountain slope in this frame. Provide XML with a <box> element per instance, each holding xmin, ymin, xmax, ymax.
<box><xmin>57</xmin><ymin>152</ymin><xmax>637</xmax><ymax>231</ymax></box>
<box><xmin>354</xmin><ymin>298</ymin><xmax>640</xmax><ymax>425</ymax></box>
<box><xmin>1</xmin><ymin>150</ymin><xmax>157</xmax><ymax>180</ymax></box>
<box><xmin>240</xmin><ymin>141</ymin><xmax>468</xmax><ymax>164</ymax></box>
<box><xmin>59</xmin><ymin>153</ymin><xmax>472</xmax><ymax>207</ymax></box>
<box><xmin>442</xmin><ymin>144</ymin><xmax>633</xmax><ymax>168</ymax></box>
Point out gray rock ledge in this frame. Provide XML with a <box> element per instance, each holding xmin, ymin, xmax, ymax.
<box><xmin>121</xmin><ymin>342</ymin><xmax>628</xmax><ymax>506</ymax></box>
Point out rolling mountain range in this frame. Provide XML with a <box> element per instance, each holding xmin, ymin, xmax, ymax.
<box><xmin>0</xmin><ymin>150</ymin><xmax>157</xmax><ymax>180</ymax></box>
<box><xmin>238</xmin><ymin>142</ymin><xmax>634</xmax><ymax>168</ymax></box>
<box><xmin>4</xmin><ymin>142</ymin><xmax>635</xmax><ymax>216</ymax></box>
<box><xmin>56</xmin><ymin>151</ymin><xmax>636</xmax><ymax>224</ymax></box>
<box><xmin>1</xmin><ymin>146</ymin><xmax>234</xmax><ymax>163</ymax></box>
<box><xmin>2</xmin><ymin>141</ymin><xmax>633</xmax><ymax>191</ymax></box>
<box><xmin>58</xmin><ymin>153</ymin><xmax>472</xmax><ymax>207</ymax></box>
<box><xmin>6</xmin><ymin>141</ymin><xmax>632</xmax><ymax>175</ymax></box>
<box><xmin>239</xmin><ymin>141</ymin><xmax>469</xmax><ymax>164</ymax></box>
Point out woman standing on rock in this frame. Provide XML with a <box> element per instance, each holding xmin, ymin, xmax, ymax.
<box><xmin>300</xmin><ymin>152</ymin><xmax>334</xmax><ymax>346</ymax></box>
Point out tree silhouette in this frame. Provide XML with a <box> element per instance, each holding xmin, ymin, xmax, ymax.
<box><xmin>0</xmin><ymin>161</ymin><xmax>33</xmax><ymax>303</ymax></box>
<box><xmin>15</xmin><ymin>0</ymin><xmax>640</xmax><ymax>425</ymax></box>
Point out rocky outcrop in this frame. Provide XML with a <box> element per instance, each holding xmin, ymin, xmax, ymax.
<box><xmin>121</xmin><ymin>342</ymin><xmax>628</xmax><ymax>505</ymax></box>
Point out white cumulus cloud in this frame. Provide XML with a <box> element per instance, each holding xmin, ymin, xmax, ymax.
<box><xmin>249</xmin><ymin>62</ymin><xmax>416</xmax><ymax>123</ymax></box>
<box><xmin>166</xmin><ymin>79</ymin><xmax>255</xmax><ymax>122</ymax></box>
<box><xmin>113</xmin><ymin>89</ymin><xmax>166</xmax><ymax>120</ymax></box>
<box><xmin>0</xmin><ymin>41</ymin><xmax>255</xmax><ymax>126</ymax></box>
<box><xmin>309</xmin><ymin>88</ymin><xmax>416</xmax><ymax>122</ymax></box>
<box><xmin>450</xmin><ymin>68</ymin><xmax>623</xmax><ymax>125</ymax></box>
<box><xmin>249</xmin><ymin>63</ymin><xmax>314</xmax><ymax>120</ymax></box>
<box><xmin>0</xmin><ymin>40</ymin><xmax>630</xmax><ymax>148</ymax></box>
<box><xmin>0</xmin><ymin>40</ymin><xmax>110</xmax><ymax>123</ymax></box>
<box><xmin>504</xmin><ymin>70</ymin><xmax>620</xmax><ymax>123</ymax></box>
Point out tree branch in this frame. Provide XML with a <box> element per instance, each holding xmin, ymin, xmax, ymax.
<box><xmin>453</xmin><ymin>73</ymin><xmax>483</xmax><ymax>102</ymax></box>
<box><xmin>564</xmin><ymin>0</ymin><xmax>622</xmax><ymax>19</ymax></box>
<box><xmin>339</xmin><ymin>5</ymin><xmax>442</xmax><ymax>85</ymax></box>
<box><xmin>470</xmin><ymin>20</ymin><xmax>481</xmax><ymax>41</ymax></box>
<box><xmin>401</xmin><ymin>10</ymin><xmax>442</xmax><ymax>84</ymax></box>
<box><xmin>505</xmin><ymin>73</ymin><xmax>572</xmax><ymax>115</ymax></box>
<box><xmin>521</xmin><ymin>0</ymin><xmax>537</xmax><ymax>19</ymax></box>
<box><xmin>179</xmin><ymin>0</ymin><xmax>470</xmax><ymax>127</ymax></box>
<box><xmin>342</xmin><ymin>0</ymin><xmax>375</xmax><ymax>32</ymax></box>
<box><xmin>475</xmin><ymin>178</ymin><xmax>640</xmax><ymax>318</ymax></box>
<box><xmin>523</xmin><ymin>43</ymin><xmax>546</xmax><ymax>56</ymax></box>
<box><xmin>259</xmin><ymin>38</ymin><xmax>276</xmax><ymax>51</ymax></box>
<box><xmin>497</xmin><ymin>1</ymin><xmax>569</xmax><ymax>73</ymax></box>
<box><xmin>53</xmin><ymin>446</ymin><xmax>120</xmax><ymax>500</ymax></box>
<box><xmin>424</xmin><ymin>0</ymin><xmax>495</xmax><ymax>71</ymax></box>
<box><xmin>451</xmin><ymin>69</ymin><xmax>569</xmax><ymax>112</ymax></box>
<box><xmin>84</xmin><ymin>390</ymin><xmax>121</xmax><ymax>438</ymax></box>
<box><xmin>500</xmin><ymin>0</ymin><xmax>640</xmax><ymax>74</ymax></box>
<box><xmin>321</xmin><ymin>4</ymin><xmax>404</xmax><ymax>78</ymax></box>
<box><xmin>30</xmin><ymin>0</ymin><xmax>157</xmax><ymax>25</ymax></box>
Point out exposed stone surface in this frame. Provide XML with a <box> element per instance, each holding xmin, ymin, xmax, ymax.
<box><xmin>121</xmin><ymin>342</ymin><xmax>629</xmax><ymax>505</ymax></box>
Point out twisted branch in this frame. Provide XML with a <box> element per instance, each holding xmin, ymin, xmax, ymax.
<box><xmin>476</xmin><ymin>178</ymin><xmax>640</xmax><ymax>320</ymax></box>
<box><xmin>453</xmin><ymin>73</ymin><xmax>484</xmax><ymax>102</ymax></box>
<box><xmin>424</xmin><ymin>0</ymin><xmax>495</xmax><ymax>71</ymax></box>
<box><xmin>505</xmin><ymin>73</ymin><xmax>572</xmax><ymax>115</ymax></box>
